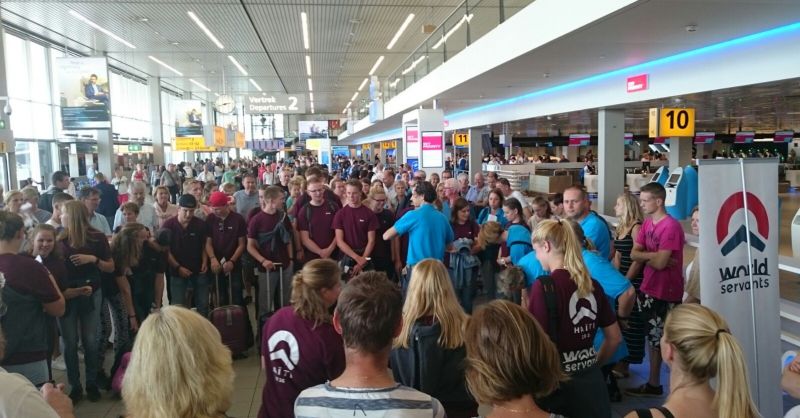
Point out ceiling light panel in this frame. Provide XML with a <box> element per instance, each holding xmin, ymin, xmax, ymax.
<box><xmin>249</xmin><ymin>78</ymin><xmax>263</xmax><ymax>92</ymax></box>
<box><xmin>309</xmin><ymin>92</ymin><xmax>314</xmax><ymax>102</ymax></box>
<box><xmin>188</xmin><ymin>11</ymin><xmax>224</xmax><ymax>49</ymax></box>
<box><xmin>351</xmin><ymin>92</ymin><xmax>359</xmax><ymax>101</ymax></box>
<box><xmin>358</xmin><ymin>78</ymin><xmax>369</xmax><ymax>92</ymax></box>
<box><xmin>189</xmin><ymin>79</ymin><xmax>211</xmax><ymax>92</ymax></box>
<box><xmin>228</xmin><ymin>56</ymin><xmax>248</xmax><ymax>76</ymax></box>
<box><xmin>307</xmin><ymin>78</ymin><xmax>313</xmax><ymax>91</ymax></box>
<box><xmin>68</xmin><ymin>10</ymin><xmax>136</xmax><ymax>49</ymax></box>
<box><xmin>368</xmin><ymin>56</ymin><xmax>385</xmax><ymax>76</ymax></box>
<box><xmin>387</xmin><ymin>14</ymin><xmax>415</xmax><ymax>50</ymax></box>
<box><xmin>301</xmin><ymin>12</ymin><xmax>310</xmax><ymax>50</ymax></box>
<box><xmin>305</xmin><ymin>55</ymin><xmax>312</xmax><ymax>76</ymax></box>
<box><xmin>148</xmin><ymin>56</ymin><xmax>183</xmax><ymax>76</ymax></box>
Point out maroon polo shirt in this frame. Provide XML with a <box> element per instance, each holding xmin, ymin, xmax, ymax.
<box><xmin>162</xmin><ymin>216</ymin><xmax>209</xmax><ymax>275</ymax></box>
<box><xmin>373</xmin><ymin>209</ymin><xmax>395</xmax><ymax>261</ymax></box>
<box><xmin>206</xmin><ymin>211</ymin><xmax>247</xmax><ymax>261</ymax></box>
<box><xmin>289</xmin><ymin>188</ymin><xmax>341</xmax><ymax>219</ymax></box>
<box><xmin>60</xmin><ymin>230</ymin><xmax>111</xmax><ymax>290</ymax></box>
<box><xmin>331</xmin><ymin>204</ymin><xmax>379</xmax><ymax>252</ymax></box>
<box><xmin>445</xmin><ymin>220</ymin><xmax>480</xmax><ymax>267</ymax></box>
<box><xmin>247</xmin><ymin>210</ymin><xmax>292</xmax><ymax>267</ymax></box>
<box><xmin>296</xmin><ymin>201</ymin><xmax>339</xmax><ymax>261</ymax></box>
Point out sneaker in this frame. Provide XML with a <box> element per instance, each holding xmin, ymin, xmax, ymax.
<box><xmin>96</xmin><ymin>370</ymin><xmax>111</xmax><ymax>391</ymax></box>
<box><xmin>86</xmin><ymin>386</ymin><xmax>101</xmax><ymax>402</ymax></box>
<box><xmin>625</xmin><ymin>383</ymin><xmax>664</xmax><ymax>397</ymax></box>
<box><xmin>52</xmin><ymin>356</ymin><xmax>66</xmax><ymax>371</ymax></box>
<box><xmin>69</xmin><ymin>387</ymin><xmax>83</xmax><ymax>404</ymax></box>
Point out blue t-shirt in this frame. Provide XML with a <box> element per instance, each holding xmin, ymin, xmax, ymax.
<box><xmin>440</xmin><ymin>200</ymin><xmax>451</xmax><ymax>218</ymax></box>
<box><xmin>477</xmin><ymin>207</ymin><xmax>507</xmax><ymax>227</ymax></box>
<box><xmin>518</xmin><ymin>251</ymin><xmax>547</xmax><ymax>288</ymax></box>
<box><xmin>394</xmin><ymin>204</ymin><xmax>454</xmax><ymax>265</ymax></box>
<box><xmin>580</xmin><ymin>212</ymin><xmax>612</xmax><ymax>259</ymax></box>
<box><xmin>582</xmin><ymin>248</ymin><xmax>631</xmax><ymax>364</ymax></box>
<box><xmin>506</xmin><ymin>224</ymin><xmax>532</xmax><ymax>265</ymax></box>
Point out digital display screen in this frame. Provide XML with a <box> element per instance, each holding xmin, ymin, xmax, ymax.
<box><xmin>668</xmin><ymin>174</ymin><xmax>681</xmax><ymax>184</ymax></box>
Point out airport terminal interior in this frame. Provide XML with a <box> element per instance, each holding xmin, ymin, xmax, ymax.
<box><xmin>1</xmin><ymin>0</ymin><xmax>800</xmax><ymax>417</ymax></box>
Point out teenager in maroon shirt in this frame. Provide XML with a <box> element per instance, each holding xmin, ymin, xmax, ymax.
<box><xmin>331</xmin><ymin>180</ymin><xmax>378</xmax><ymax>277</ymax></box>
<box><xmin>296</xmin><ymin>177</ymin><xmax>339</xmax><ymax>263</ymax></box>
<box><xmin>365</xmin><ymin>186</ymin><xmax>396</xmax><ymax>281</ymax></box>
<box><xmin>163</xmin><ymin>195</ymin><xmax>209</xmax><ymax>316</ymax></box>
<box><xmin>258</xmin><ymin>259</ymin><xmax>345</xmax><ymax>418</ymax></box>
<box><xmin>205</xmin><ymin>191</ymin><xmax>248</xmax><ymax>306</ymax></box>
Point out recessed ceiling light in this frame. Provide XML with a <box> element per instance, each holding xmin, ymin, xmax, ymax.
<box><xmin>351</xmin><ymin>92</ymin><xmax>359</xmax><ymax>101</ymax></box>
<box><xmin>307</xmin><ymin>78</ymin><xmax>313</xmax><ymax>91</ymax></box>
<box><xmin>305</xmin><ymin>55</ymin><xmax>312</xmax><ymax>77</ymax></box>
<box><xmin>301</xmin><ymin>12</ymin><xmax>310</xmax><ymax>50</ymax></box>
<box><xmin>171</xmin><ymin>41</ymin><xmax>180</xmax><ymax>46</ymax></box>
<box><xmin>187</xmin><ymin>11</ymin><xmax>224</xmax><ymax>49</ymax></box>
<box><xmin>387</xmin><ymin>14</ymin><xmax>415</xmax><ymax>50</ymax></box>
<box><xmin>309</xmin><ymin>92</ymin><xmax>314</xmax><ymax>101</ymax></box>
<box><xmin>68</xmin><ymin>10</ymin><xmax>137</xmax><ymax>49</ymax></box>
<box><xmin>148</xmin><ymin>55</ymin><xmax>183</xmax><ymax>76</ymax></box>
<box><xmin>137</xmin><ymin>17</ymin><xmax>149</xmax><ymax>23</ymax></box>
<box><xmin>228</xmin><ymin>55</ymin><xmax>248</xmax><ymax>76</ymax></box>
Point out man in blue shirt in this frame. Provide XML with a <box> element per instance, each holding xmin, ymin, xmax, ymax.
<box><xmin>383</xmin><ymin>181</ymin><xmax>453</xmax><ymax>293</ymax></box>
<box><xmin>563</xmin><ymin>185</ymin><xmax>614</xmax><ymax>260</ymax></box>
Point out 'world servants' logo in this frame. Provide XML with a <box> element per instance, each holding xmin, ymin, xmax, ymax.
<box><xmin>716</xmin><ymin>192</ymin><xmax>771</xmax><ymax>294</ymax></box>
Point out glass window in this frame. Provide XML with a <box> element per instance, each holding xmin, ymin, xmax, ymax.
<box><xmin>28</xmin><ymin>42</ymin><xmax>50</xmax><ymax>104</ymax></box>
<box><xmin>3</xmin><ymin>33</ymin><xmax>29</xmax><ymax>101</ymax></box>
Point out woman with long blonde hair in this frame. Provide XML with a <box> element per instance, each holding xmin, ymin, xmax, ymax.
<box><xmin>625</xmin><ymin>304</ymin><xmax>760</xmax><ymax>418</ymax></box>
<box><xmin>123</xmin><ymin>306</ymin><xmax>234</xmax><ymax>418</ymax></box>
<box><xmin>391</xmin><ymin>259</ymin><xmax>477</xmax><ymax>418</ymax></box>
<box><xmin>258</xmin><ymin>259</ymin><xmax>345</xmax><ymax>418</ymax></box>
<box><xmin>528</xmin><ymin>219</ymin><xmax>620</xmax><ymax>418</ymax></box>
<box><xmin>58</xmin><ymin>200</ymin><xmax>115</xmax><ymax>403</ymax></box>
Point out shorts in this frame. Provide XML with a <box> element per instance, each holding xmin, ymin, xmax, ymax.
<box><xmin>640</xmin><ymin>293</ymin><xmax>680</xmax><ymax>348</ymax></box>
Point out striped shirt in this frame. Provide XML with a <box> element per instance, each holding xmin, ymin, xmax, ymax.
<box><xmin>294</xmin><ymin>382</ymin><xmax>445</xmax><ymax>418</ymax></box>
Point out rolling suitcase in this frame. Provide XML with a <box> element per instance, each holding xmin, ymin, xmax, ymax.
<box><xmin>257</xmin><ymin>263</ymin><xmax>284</xmax><ymax>347</ymax></box>
<box><xmin>210</xmin><ymin>271</ymin><xmax>248</xmax><ymax>357</ymax></box>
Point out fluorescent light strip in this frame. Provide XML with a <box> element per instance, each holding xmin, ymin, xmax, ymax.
<box><xmin>214</xmin><ymin>93</ymin><xmax>220</xmax><ymax>97</ymax></box>
<box><xmin>310</xmin><ymin>103</ymin><xmax>315</xmax><ymax>114</ymax></box>
<box><xmin>432</xmin><ymin>14</ymin><xmax>473</xmax><ymax>50</ymax></box>
<box><xmin>249</xmin><ymin>78</ymin><xmax>262</xmax><ymax>92</ymax></box>
<box><xmin>187</xmin><ymin>11</ymin><xmax>224</xmax><ymax>49</ymax></box>
<box><xmin>387</xmin><ymin>14</ymin><xmax>415</xmax><ymax>50</ymax></box>
<box><xmin>351</xmin><ymin>92</ymin><xmax>359</xmax><ymax>101</ymax></box>
<box><xmin>309</xmin><ymin>92</ymin><xmax>314</xmax><ymax>101</ymax></box>
<box><xmin>227</xmin><ymin>56</ymin><xmax>248</xmax><ymax>76</ymax></box>
<box><xmin>148</xmin><ymin>56</ymin><xmax>183</xmax><ymax>76</ymax></box>
<box><xmin>342</xmin><ymin>101</ymin><xmax>352</xmax><ymax>114</ymax></box>
<box><xmin>301</xmin><ymin>12</ymin><xmax>310</xmax><ymax>50</ymax></box>
<box><xmin>389</xmin><ymin>78</ymin><xmax>400</xmax><ymax>88</ymax></box>
<box><xmin>446</xmin><ymin>20</ymin><xmax>800</xmax><ymax>121</ymax></box>
<box><xmin>401</xmin><ymin>55</ymin><xmax>426</xmax><ymax>75</ymax></box>
<box><xmin>307</xmin><ymin>78</ymin><xmax>313</xmax><ymax>91</ymax></box>
<box><xmin>305</xmin><ymin>55</ymin><xmax>312</xmax><ymax>76</ymax></box>
<box><xmin>68</xmin><ymin>10</ymin><xmax>136</xmax><ymax>49</ymax></box>
<box><xmin>357</xmin><ymin>78</ymin><xmax>369</xmax><ymax>91</ymax></box>
<box><xmin>368</xmin><ymin>56</ymin><xmax>385</xmax><ymax>76</ymax></box>
<box><xmin>189</xmin><ymin>79</ymin><xmax>211</xmax><ymax>92</ymax></box>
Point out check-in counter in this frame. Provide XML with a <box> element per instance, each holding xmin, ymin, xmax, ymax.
<box><xmin>530</xmin><ymin>172</ymin><xmax>573</xmax><ymax>194</ymax></box>
<box><xmin>626</xmin><ymin>173</ymin><xmax>652</xmax><ymax>192</ymax></box>
<box><xmin>584</xmin><ymin>174</ymin><xmax>598</xmax><ymax>194</ymax></box>
<box><xmin>787</xmin><ymin>170</ymin><xmax>800</xmax><ymax>188</ymax></box>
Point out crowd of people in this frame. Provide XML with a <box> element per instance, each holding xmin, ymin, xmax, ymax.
<box><xmin>0</xmin><ymin>154</ymin><xmax>769</xmax><ymax>417</ymax></box>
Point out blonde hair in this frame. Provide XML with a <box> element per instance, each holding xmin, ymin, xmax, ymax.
<box><xmin>477</xmin><ymin>221</ymin><xmax>503</xmax><ymax>248</ymax></box>
<box><xmin>664</xmin><ymin>304</ymin><xmax>760</xmax><ymax>418</ymax></box>
<box><xmin>465</xmin><ymin>300</ymin><xmax>565</xmax><ymax>403</ymax></box>
<box><xmin>532</xmin><ymin>219</ymin><xmax>593</xmax><ymax>297</ymax></box>
<box><xmin>3</xmin><ymin>190</ymin><xmax>22</xmax><ymax>205</ymax></box>
<box><xmin>20</xmin><ymin>186</ymin><xmax>40</xmax><ymax>201</ymax></box>
<box><xmin>395</xmin><ymin>259</ymin><xmax>468</xmax><ymax>350</ymax></box>
<box><xmin>123</xmin><ymin>306</ymin><xmax>233</xmax><ymax>418</ymax></box>
<box><xmin>289</xmin><ymin>175</ymin><xmax>306</xmax><ymax>191</ymax></box>
<box><xmin>111</xmin><ymin>223</ymin><xmax>145</xmax><ymax>271</ymax></box>
<box><xmin>221</xmin><ymin>182</ymin><xmax>237</xmax><ymax>195</ymax></box>
<box><xmin>615</xmin><ymin>192</ymin><xmax>643</xmax><ymax>238</ymax></box>
<box><xmin>59</xmin><ymin>200</ymin><xmax>92</xmax><ymax>249</ymax></box>
<box><xmin>152</xmin><ymin>185</ymin><xmax>170</xmax><ymax>198</ymax></box>
<box><xmin>291</xmin><ymin>259</ymin><xmax>341</xmax><ymax>327</ymax></box>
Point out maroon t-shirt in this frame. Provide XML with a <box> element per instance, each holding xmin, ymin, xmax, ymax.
<box><xmin>528</xmin><ymin>269</ymin><xmax>615</xmax><ymax>374</ymax></box>
<box><xmin>396</xmin><ymin>206</ymin><xmax>415</xmax><ymax>265</ymax></box>
<box><xmin>331</xmin><ymin>205</ymin><xmax>379</xmax><ymax>253</ymax></box>
<box><xmin>60</xmin><ymin>230</ymin><xmax>111</xmax><ymax>290</ymax></box>
<box><xmin>445</xmin><ymin>220</ymin><xmax>480</xmax><ymax>267</ymax></box>
<box><xmin>247</xmin><ymin>210</ymin><xmax>292</xmax><ymax>267</ymax></box>
<box><xmin>162</xmin><ymin>216</ymin><xmax>209</xmax><ymax>274</ymax></box>
<box><xmin>289</xmin><ymin>189</ymin><xmax>341</xmax><ymax>219</ymax></box>
<box><xmin>296</xmin><ymin>201</ymin><xmax>339</xmax><ymax>261</ymax></box>
<box><xmin>42</xmin><ymin>253</ymin><xmax>69</xmax><ymax>291</ymax></box>
<box><xmin>372</xmin><ymin>209</ymin><xmax>395</xmax><ymax>261</ymax></box>
<box><xmin>206</xmin><ymin>212</ymin><xmax>247</xmax><ymax>261</ymax></box>
<box><xmin>258</xmin><ymin>306</ymin><xmax>345</xmax><ymax>418</ymax></box>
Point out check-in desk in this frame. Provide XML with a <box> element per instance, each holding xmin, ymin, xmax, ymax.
<box><xmin>626</xmin><ymin>173</ymin><xmax>652</xmax><ymax>192</ymax></box>
<box><xmin>583</xmin><ymin>174</ymin><xmax>598</xmax><ymax>194</ymax></box>
<box><xmin>530</xmin><ymin>172</ymin><xmax>573</xmax><ymax>194</ymax></box>
<box><xmin>786</xmin><ymin>170</ymin><xmax>800</xmax><ymax>188</ymax></box>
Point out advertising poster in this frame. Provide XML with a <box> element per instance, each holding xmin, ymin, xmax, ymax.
<box><xmin>175</xmin><ymin>100</ymin><xmax>204</xmax><ymax>137</ymax></box>
<box><xmin>332</xmin><ymin>146</ymin><xmax>350</xmax><ymax>158</ymax></box>
<box><xmin>298</xmin><ymin>120</ymin><xmax>328</xmax><ymax>141</ymax></box>
<box><xmin>404</xmin><ymin>125</ymin><xmax>420</xmax><ymax>159</ymax></box>
<box><xmin>57</xmin><ymin>57</ymin><xmax>111</xmax><ymax>130</ymax></box>
<box><xmin>421</xmin><ymin>131</ymin><xmax>443</xmax><ymax>169</ymax></box>
<box><xmin>698</xmin><ymin>159</ymin><xmax>781</xmax><ymax>417</ymax></box>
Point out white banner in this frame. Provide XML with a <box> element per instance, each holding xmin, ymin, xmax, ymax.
<box><xmin>698</xmin><ymin>158</ymin><xmax>781</xmax><ymax>418</ymax></box>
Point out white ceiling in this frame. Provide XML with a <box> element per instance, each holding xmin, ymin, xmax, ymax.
<box><xmin>0</xmin><ymin>0</ymin><xmax>528</xmax><ymax>114</ymax></box>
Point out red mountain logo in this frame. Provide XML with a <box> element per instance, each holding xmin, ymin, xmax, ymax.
<box><xmin>716</xmin><ymin>192</ymin><xmax>769</xmax><ymax>256</ymax></box>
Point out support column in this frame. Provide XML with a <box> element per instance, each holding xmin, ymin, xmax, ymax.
<box><xmin>148</xmin><ymin>77</ymin><xmax>165</xmax><ymax>165</ymax></box>
<box><xmin>668</xmin><ymin>137</ymin><xmax>692</xmax><ymax>170</ymax></box>
<box><xmin>598</xmin><ymin>109</ymin><xmax>625</xmax><ymax>216</ymax></box>
<box><xmin>468</xmin><ymin>128</ymin><xmax>483</xmax><ymax>178</ymax></box>
<box><xmin>68</xmin><ymin>148</ymin><xmax>80</xmax><ymax>178</ymax></box>
<box><xmin>96</xmin><ymin>129</ymin><xmax>115</xmax><ymax>178</ymax></box>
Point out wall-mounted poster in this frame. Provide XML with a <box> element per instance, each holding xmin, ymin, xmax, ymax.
<box><xmin>57</xmin><ymin>57</ymin><xmax>111</xmax><ymax>130</ymax></box>
<box><xmin>298</xmin><ymin>120</ymin><xmax>328</xmax><ymax>141</ymax></box>
<box><xmin>175</xmin><ymin>100</ymin><xmax>204</xmax><ymax>137</ymax></box>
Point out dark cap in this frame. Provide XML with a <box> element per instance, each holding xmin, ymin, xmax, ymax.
<box><xmin>177</xmin><ymin>194</ymin><xmax>197</xmax><ymax>209</ymax></box>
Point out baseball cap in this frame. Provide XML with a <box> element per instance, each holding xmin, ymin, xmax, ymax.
<box><xmin>208</xmin><ymin>191</ymin><xmax>232</xmax><ymax>208</ymax></box>
<box><xmin>177</xmin><ymin>194</ymin><xmax>197</xmax><ymax>209</ymax></box>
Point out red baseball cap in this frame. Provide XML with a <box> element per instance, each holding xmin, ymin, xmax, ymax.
<box><xmin>208</xmin><ymin>191</ymin><xmax>232</xmax><ymax>208</ymax></box>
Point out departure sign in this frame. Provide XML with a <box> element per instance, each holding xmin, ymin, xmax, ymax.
<box><xmin>649</xmin><ymin>108</ymin><xmax>695</xmax><ymax>137</ymax></box>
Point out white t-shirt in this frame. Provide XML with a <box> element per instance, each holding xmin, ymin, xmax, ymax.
<box><xmin>0</xmin><ymin>368</ymin><xmax>59</xmax><ymax>418</ymax></box>
<box><xmin>509</xmin><ymin>190</ymin><xmax>529</xmax><ymax>209</ymax></box>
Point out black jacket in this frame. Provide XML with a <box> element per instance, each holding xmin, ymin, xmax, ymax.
<box><xmin>389</xmin><ymin>320</ymin><xmax>476</xmax><ymax>408</ymax></box>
